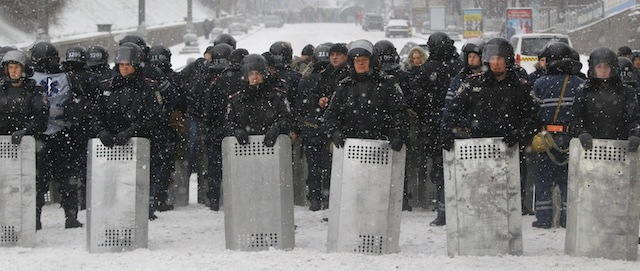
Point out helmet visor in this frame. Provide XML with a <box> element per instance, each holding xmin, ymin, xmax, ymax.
<box><xmin>115</xmin><ymin>47</ymin><xmax>140</xmax><ymax>64</ymax></box>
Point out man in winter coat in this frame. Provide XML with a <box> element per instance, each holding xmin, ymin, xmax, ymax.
<box><xmin>322</xmin><ymin>39</ymin><xmax>408</xmax><ymax>153</ymax></box>
<box><xmin>226</xmin><ymin>54</ymin><xmax>292</xmax><ymax>150</ymax></box>
<box><xmin>410</xmin><ymin>32</ymin><xmax>462</xmax><ymax>226</ymax></box>
<box><xmin>30</xmin><ymin>41</ymin><xmax>91</xmax><ymax>229</ymax></box>
<box><xmin>571</xmin><ymin>47</ymin><xmax>640</xmax><ymax>158</ymax></box>
<box><xmin>201</xmin><ymin>47</ymin><xmax>248</xmax><ymax>211</ymax></box>
<box><xmin>531</xmin><ymin>42</ymin><xmax>584</xmax><ymax>229</ymax></box>
<box><xmin>442</xmin><ymin>38</ymin><xmax>540</xmax><ymax>218</ymax></box>
<box><xmin>1</xmin><ymin>50</ymin><xmax>48</xmax><ymax>146</ymax></box>
<box><xmin>91</xmin><ymin>43</ymin><xmax>164</xmax><ymax>220</ymax></box>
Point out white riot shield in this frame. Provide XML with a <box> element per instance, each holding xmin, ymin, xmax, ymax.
<box><xmin>326</xmin><ymin>138</ymin><xmax>406</xmax><ymax>254</ymax></box>
<box><xmin>443</xmin><ymin>138</ymin><xmax>522</xmax><ymax>257</ymax></box>
<box><xmin>0</xmin><ymin>136</ymin><xmax>36</xmax><ymax>248</ymax></box>
<box><xmin>87</xmin><ymin>138</ymin><xmax>150</xmax><ymax>253</ymax></box>
<box><xmin>222</xmin><ymin>135</ymin><xmax>295</xmax><ymax>251</ymax></box>
<box><xmin>565</xmin><ymin>138</ymin><xmax>640</xmax><ymax>261</ymax></box>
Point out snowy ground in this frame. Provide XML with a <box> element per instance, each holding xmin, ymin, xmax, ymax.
<box><xmin>2</xmin><ymin>173</ymin><xmax>638</xmax><ymax>271</ymax></box>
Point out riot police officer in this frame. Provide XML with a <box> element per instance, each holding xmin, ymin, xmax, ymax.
<box><xmin>323</xmin><ymin>39</ymin><xmax>407</xmax><ymax>152</ymax></box>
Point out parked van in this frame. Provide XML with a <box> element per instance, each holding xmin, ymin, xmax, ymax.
<box><xmin>510</xmin><ymin>33</ymin><xmax>572</xmax><ymax>73</ymax></box>
<box><xmin>363</xmin><ymin>13</ymin><xmax>384</xmax><ymax>31</ymax></box>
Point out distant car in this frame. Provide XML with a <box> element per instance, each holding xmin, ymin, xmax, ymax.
<box><xmin>264</xmin><ymin>15</ymin><xmax>284</xmax><ymax>28</ymax></box>
<box><xmin>385</xmin><ymin>19</ymin><xmax>411</xmax><ymax>38</ymax></box>
<box><xmin>510</xmin><ymin>33</ymin><xmax>572</xmax><ymax>73</ymax></box>
<box><xmin>421</xmin><ymin>21</ymin><xmax>431</xmax><ymax>34</ymax></box>
<box><xmin>208</xmin><ymin>28</ymin><xmax>224</xmax><ymax>44</ymax></box>
<box><xmin>362</xmin><ymin>13</ymin><xmax>384</xmax><ymax>31</ymax></box>
<box><xmin>228</xmin><ymin>22</ymin><xmax>248</xmax><ymax>35</ymax></box>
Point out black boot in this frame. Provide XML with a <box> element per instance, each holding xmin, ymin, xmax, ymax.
<box><xmin>156</xmin><ymin>192</ymin><xmax>174</xmax><ymax>212</ymax></box>
<box><xmin>430</xmin><ymin>211</ymin><xmax>446</xmax><ymax>226</ymax></box>
<box><xmin>209</xmin><ymin>186</ymin><xmax>220</xmax><ymax>211</ymax></box>
<box><xmin>402</xmin><ymin>193</ymin><xmax>412</xmax><ymax>211</ymax></box>
<box><xmin>309</xmin><ymin>198</ymin><xmax>321</xmax><ymax>211</ymax></box>
<box><xmin>209</xmin><ymin>198</ymin><xmax>220</xmax><ymax>211</ymax></box>
<box><xmin>36</xmin><ymin>208</ymin><xmax>42</xmax><ymax>231</ymax></box>
<box><xmin>64</xmin><ymin>209</ymin><xmax>83</xmax><ymax>229</ymax></box>
<box><xmin>532</xmin><ymin>220</ymin><xmax>552</xmax><ymax>229</ymax></box>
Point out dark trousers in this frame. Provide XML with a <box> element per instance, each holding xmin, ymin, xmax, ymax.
<box><xmin>534</xmin><ymin>149</ymin><xmax>568</xmax><ymax>224</ymax></box>
<box><xmin>151</xmin><ymin>138</ymin><xmax>175</xmax><ymax>209</ymax></box>
<box><xmin>36</xmin><ymin>131</ymin><xmax>82</xmax><ymax>220</ymax></box>
<box><xmin>206</xmin><ymin>143</ymin><xmax>222</xmax><ymax>202</ymax></box>
<box><xmin>305</xmin><ymin>140</ymin><xmax>332</xmax><ymax>201</ymax></box>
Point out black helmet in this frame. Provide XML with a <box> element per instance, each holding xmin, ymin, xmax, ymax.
<box><xmin>588</xmin><ymin>47</ymin><xmax>619</xmax><ymax>79</ymax></box>
<box><xmin>61</xmin><ymin>46</ymin><xmax>87</xmax><ymax>71</ymax></box>
<box><xmin>482</xmin><ymin>37</ymin><xmax>515</xmax><ymax>67</ymax></box>
<box><xmin>115</xmin><ymin>42</ymin><xmax>144</xmax><ymax>67</ymax></box>
<box><xmin>65</xmin><ymin>46</ymin><xmax>86</xmax><ymax>63</ymax></box>
<box><xmin>618</xmin><ymin>56</ymin><xmax>635</xmax><ymax>84</ymax></box>
<box><xmin>269</xmin><ymin>41</ymin><xmax>293</xmax><ymax>68</ymax></box>
<box><xmin>209</xmin><ymin>43</ymin><xmax>234</xmax><ymax>71</ymax></box>
<box><xmin>229</xmin><ymin>48</ymin><xmax>249</xmax><ymax>66</ymax></box>
<box><xmin>427</xmin><ymin>32</ymin><xmax>453</xmax><ymax>52</ymax></box>
<box><xmin>262</xmin><ymin>51</ymin><xmax>275</xmax><ymax>67</ymax></box>
<box><xmin>569</xmin><ymin>47</ymin><xmax>583</xmax><ymax>76</ymax></box>
<box><xmin>618</xmin><ymin>46</ymin><xmax>632</xmax><ymax>57</ymax></box>
<box><xmin>543</xmin><ymin>42</ymin><xmax>574</xmax><ymax>75</ymax></box>
<box><xmin>29</xmin><ymin>41</ymin><xmax>60</xmax><ymax>69</ymax></box>
<box><xmin>301</xmin><ymin>44</ymin><xmax>315</xmax><ymax>56</ymax></box>
<box><xmin>241</xmin><ymin>53</ymin><xmax>269</xmax><ymax>80</ymax></box>
<box><xmin>373</xmin><ymin>40</ymin><xmax>399</xmax><ymax>71</ymax></box>
<box><xmin>213</xmin><ymin>34</ymin><xmax>237</xmax><ymax>49</ymax></box>
<box><xmin>119</xmin><ymin>35</ymin><xmax>149</xmax><ymax>58</ymax></box>
<box><xmin>86</xmin><ymin>45</ymin><xmax>109</xmax><ymax>68</ymax></box>
<box><xmin>460</xmin><ymin>38</ymin><xmax>484</xmax><ymax>69</ymax></box>
<box><xmin>313</xmin><ymin>44</ymin><xmax>331</xmax><ymax>64</ymax></box>
<box><xmin>149</xmin><ymin>45</ymin><xmax>172</xmax><ymax>69</ymax></box>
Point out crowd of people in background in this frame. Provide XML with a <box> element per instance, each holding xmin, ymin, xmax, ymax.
<box><xmin>1</xmin><ymin>30</ymin><xmax>639</xmax><ymax>237</ymax></box>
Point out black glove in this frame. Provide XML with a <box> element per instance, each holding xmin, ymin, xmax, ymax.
<box><xmin>441</xmin><ymin>131</ymin><xmax>455</xmax><ymax>151</ymax></box>
<box><xmin>115</xmin><ymin>129</ymin><xmax>133</xmax><ymax>145</ymax></box>
<box><xmin>502</xmin><ymin>132</ymin><xmax>519</xmax><ymax>148</ymax></box>
<box><xmin>263</xmin><ymin>128</ymin><xmax>280</xmax><ymax>147</ymax></box>
<box><xmin>99</xmin><ymin>130</ymin><xmax>115</xmax><ymax>147</ymax></box>
<box><xmin>578</xmin><ymin>133</ymin><xmax>593</xmax><ymax>150</ymax></box>
<box><xmin>234</xmin><ymin>129</ymin><xmax>249</xmax><ymax>145</ymax></box>
<box><xmin>390</xmin><ymin>137</ymin><xmax>404</xmax><ymax>151</ymax></box>
<box><xmin>11</xmin><ymin>129</ymin><xmax>27</xmax><ymax>145</ymax></box>
<box><xmin>332</xmin><ymin>131</ymin><xmax>345</xmax><ymax>148</ymax></box>
<box><xmin>628</xmin><ymin>136</ymin><xmax>640</xmax><ymax>152</ymax></box>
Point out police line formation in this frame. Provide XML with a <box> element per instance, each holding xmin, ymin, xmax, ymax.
<box><xmin>1</xmin><ymin>32</ymin><xmax>639</xmax><ymax>259</ymax></box>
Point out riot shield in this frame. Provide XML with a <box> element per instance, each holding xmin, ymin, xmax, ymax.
<box><xmin>222</xmin><ymin>135</ymin><xmax>295</xmax><ymax>251</ymax></box>
<box><xmin>326</xmin><ymin>138</ymin><xmax>406</xmax><ymax>254</ymax></box>
<box><xmin>565</xmin><ymin>138</ymin><xmax>640</xmax><ymax>261</ymax></box>
<box><xmin>87</xmin><ymin>138</ymin><xmax>150</xmax><ymax>253</ymax></box>
<box><xmin>443</xmin><ymin>138</ymin><xmax>522</xmax><ymax>256</ymax></box>
<box><xmin>0</xmin><ymin>136</ymin><xmax>36</xmax><ymax>248</ymax></box>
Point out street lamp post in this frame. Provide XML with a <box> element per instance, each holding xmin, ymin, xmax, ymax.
<box><xmin>36</xmin><ymin>0</ymin><xmax>50</xmax><ymax>42</ymax></box>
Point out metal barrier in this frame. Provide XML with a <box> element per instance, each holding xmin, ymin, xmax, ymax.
<box><xmin>0</xmin><ymin>136</ymin><xmax>36</xmax><ymax>248</ymax></box>
<box><xmin>443</xmin><ymin>138</ymin><xmax>522</xmax><ymax>256</ymax></box>
<box><xmin>565</xmin><ymin>138</ymin><xmax>640</xmax><ymax>261</ymax></box>
<box><xmin>326</xmin><ymin>138</ymin><xmax>406</xmax><ymax>254</ymax></box>
<box><xmin>222</xmin><ymin>135</ymin><xmax>295</xmax><ymax>251</ymax></box>
<box><xmin>86</xmin><ymin>138</ymin><xmax>150</xmax><ymax>253</ymax></box>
